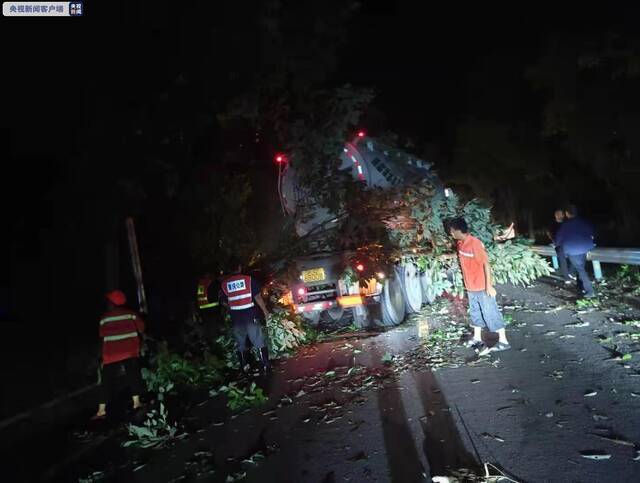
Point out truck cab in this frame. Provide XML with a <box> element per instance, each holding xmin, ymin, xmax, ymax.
<box><xmin>277</xmin><ymin>136</ymin><xmax>441</xmax><ymax>327</ymax></box>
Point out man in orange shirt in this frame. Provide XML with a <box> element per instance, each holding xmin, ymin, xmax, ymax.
<box><xmin>449</xmin><ymin>218</ymin><xmax>510</xmax><ymax>354</ymax></box>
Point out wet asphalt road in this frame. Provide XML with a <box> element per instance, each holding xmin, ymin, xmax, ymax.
<box><xmin>131</xmin><ymin>281</ymin><xmax>640</xmax><ymax>483</ymax></box>
<box><xmin>5</xmin><ymin>279</ymin><xmax>640</xmax><ymax>482</ymax></box>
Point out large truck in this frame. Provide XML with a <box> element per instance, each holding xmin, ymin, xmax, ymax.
<box><xmin>277</xmin><ymin>134</ymin><xmax>446</xmax><ymax>328</ymax></box>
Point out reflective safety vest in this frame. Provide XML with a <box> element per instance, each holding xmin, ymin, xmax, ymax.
<box><xmin>197</xmin><ymin>277</ymin><xmax>219</xmax><ymax>310</ymax></box>
<box><xmin>221</xmin><ymin>274</ymin><xmax>254</xmax><ymax>311</ymax></box>
<box><xmin>99</xmin><ymin>308</ymin><xmax>145</xmax><ymax>365</ymax></box>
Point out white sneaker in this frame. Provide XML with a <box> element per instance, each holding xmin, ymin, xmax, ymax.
<box><xmin>464</xmin><ymin>339</ymin><xmax>483</xmax><ymax>349</ymax></box>
<box><xmin>478</xmin><ymin>345</ymin><xmax>493</xmax><ymax>357</ymax></box>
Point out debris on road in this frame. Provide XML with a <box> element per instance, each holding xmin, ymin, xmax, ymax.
<box><xmin>579</xmin><ymin>450</ymin><xmax>612</xmax><ymax>461</ymax></box>
<box><xmin>481</xmin><ymin>432</ymin><xmax>505</xmax><ymax>443</ymax></box>
<box><xmin>589</xmin><ymin>432</ymin><xmax>635</xmax><ymax>447</ymax></box>
<box><xmin>565</xmin><ymin>321</ymin><xmax>590</xmax><ymax>328</ymax></box>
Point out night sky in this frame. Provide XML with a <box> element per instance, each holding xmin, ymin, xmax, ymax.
<box><xmin>5</xmin><ymin>3</ymin><xmax>639</xmax><ymax>168</ymax></box>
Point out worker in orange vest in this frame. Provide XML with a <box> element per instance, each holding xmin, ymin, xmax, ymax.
<box><xmin>220</xmin><ymin>258</ymin><xmax>271</xmax><ymax>374</ymax></box>
<box><xmin>93</xmin><ymin>290</ymin><xmax>145</xmax><ymax>420</ymax></box>
<box><xmin>197</xmin><ymin>273</ymin><xmax>220</xmax><ymax>311</ymax></box>
<box><xmin>197</xmin><ymin>272</ymin><xmax>222</xmax><ymax>340</ymax></box>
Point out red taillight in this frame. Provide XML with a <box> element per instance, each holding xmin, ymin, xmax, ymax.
<box><xmin>297</xmin><ymin>287</ymin><xmax>306</xmax><ymax>296</ymax></box>
<box><xmin>356</xmin><ymin>263</ymin><xmax>364</xmax><ymax>272</ymax></box>
<box><xmin>357</xmin><ymin>130</ymin><xmax>366</xmax><ymax>138</ymax></box>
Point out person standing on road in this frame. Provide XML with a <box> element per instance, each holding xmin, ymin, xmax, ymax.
<box><xmin>93</xmin><ymin>290</ymin><xmax>145</xmax><ymax>420</ymax></box>
<box><xmin>547</xmin><ymin>209</ymin><xmax>572</xmax><ymax>283</ymax></box>
<box><xmin>449</xmin><ymin>218</ymin><xmax>510</xmax><ymax>354</ymax></box>
<box><xmin>554</xmin><ymin>205</ymin><xmax>596</xmax><ymax>298</ymax></box>
<box><xmin>219</xmin><ymin>258</ymin><xmax>271</xmax><ymax>374</ymax></box>
<box><xmin>196</xmin><ymin>271</ymin><xmax>223</xmax><ymax>341</ymax></box>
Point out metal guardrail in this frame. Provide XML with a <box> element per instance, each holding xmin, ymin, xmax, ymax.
<box><xmin>531</xmin><ymin>245</ymin><xmax>640</xmax><ymax>280</ymax></box>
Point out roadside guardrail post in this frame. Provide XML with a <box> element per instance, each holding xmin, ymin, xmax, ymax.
<box><xmin>592</xmin><ymin>260</ymin><xmax>603</xmax><ymax>280</ymax></box>
<box><xmin>531</xmin><ymin>245</ymin><xmax>640</xmax><ymax>281</ymax></box>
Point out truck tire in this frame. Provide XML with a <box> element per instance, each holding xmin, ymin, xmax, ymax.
<box><xmin>302</xmin><ymin>311</ymin><xmax>321</xmax><ymax>326</ymax></box>
<box><xmin>381</xmin><ymin>276</ymin><xmax>406</xmax><ymax>326</ymax></box>
<box><xmin>352</xmin><ymin>305</ymin><xmax>370</xmax><ymax>328</ymax></box>
<box><xmin>319</xmin><ymin>306</ymin><xmax>349</xmax><ymax>327</ymax></box>
<box><xmin>399</xmin><ymin>262</ymin><xmax>422</xmax><ymax>314</ymax></box>
<box><xmin>325</xmin><ymin>307</ymin><xmax>345</xmax><ymax>321</ymax></box>
<box><xmin>420</xmin><ymin>270</ymin><xmax>437</xmax><ymax>304</ymax></box>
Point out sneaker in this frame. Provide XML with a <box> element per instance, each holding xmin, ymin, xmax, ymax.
<box><xmin>492</xmin><ymin>342</ymin><xmax>511</xmax><ymax>352</ymax></box>
<box><xmin>464</xmin><ymin>339</ymin><xmax>483</xmax><ymax>349</ymax></box>
<box><xmin>478</xmin><ymin>345</ymin><xmax>493</xmax><ymax>357</ymax></box>
<box><xmin>478</xmin><ymin>342</ymin><xmax>511</xmax><ymax>356</ymax></box>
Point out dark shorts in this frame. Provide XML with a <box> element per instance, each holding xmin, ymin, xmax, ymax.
<box><xmin>233</xmin><ymin>318</ymin><xmax>267</xmax><ymax>352</ymax></box>
<box><xmin>99</xmin><ymin>358</ymin><xmax>144</xmax><ymax>403</ymax></box>
<box><xmin>467</xmin><ymin>290</ymin><xmax>505</xmax><ymax>332</ymax></box>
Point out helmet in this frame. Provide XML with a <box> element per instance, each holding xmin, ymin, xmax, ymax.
<box><xmin>106</xmin><ymin>290</ymin><xmax>127</xmax><ymax>306</ymax></box>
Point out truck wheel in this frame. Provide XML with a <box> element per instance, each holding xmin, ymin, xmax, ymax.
<box><xmin>302</xmin><ymin>311</ymin><xmax>321</xmax><ymax>326</ymax></box>
<box><xmin>325</xmin><ymin>307</ymin><xmax>345</xmax><ymax>321</ymax></box>
<box><xmin>352</xmin><ymin>305</ymin><xmax>370</xmax><ymax>328</ymax></box>
<box><xmin>420</xmin><ymin>270</ymin><xmax>437</xmax><ymax>304</ymax></box>
<box><xmin>399</xmin><ymin>262</ymin><xmax>422</xmax><ymax>313</ymax></box>
<box><xmin>381</xmin><ymin>276</ymin><xmax>406</xmax><ymax>326</ymax></box>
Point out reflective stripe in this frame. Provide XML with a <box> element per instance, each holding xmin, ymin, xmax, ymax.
<box><xmin>459</xmin><ymin>250</ymin><xmax>474</xmax><ymax>257</ymax></box>
<box><xmin>199</xmin><ymin>302</ymin><xmax>219</xmax><ymax>309</ymax></box>
<box><xmin>103</xmin><ymin>331</ymin><xmax>138</xmax><ymax>342</ymax></box>
<box><xmin>228</xmin><ymin>293</ymin><xmax>252</xmax><ymax>301</ymax></box>
<box><xmin>100</xmin><ymin>314</ymin><xmax>136</xmax><ymax>325</ymax></box>
<box><xmin>230</xmin><ymin>302</ymin><xmax>255</xmax><ymax>310</ymax></box>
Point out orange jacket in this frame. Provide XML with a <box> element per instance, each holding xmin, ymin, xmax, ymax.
<box><xmin>99</xmin><ymin>307</ymin><xmax>145</xmax><ymax>365</ymax></box>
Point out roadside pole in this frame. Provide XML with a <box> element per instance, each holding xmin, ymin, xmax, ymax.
<box><xmin>125</xmin><ymin>217</ymin><xmax>148</xmax><ymax>314</ymax></box>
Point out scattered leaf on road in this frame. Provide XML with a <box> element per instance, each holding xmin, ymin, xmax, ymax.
<box><xmin>565</xmin><ymin>321</ymin><xmax>590</xmax><ymax>328</ymax></box>
<box><xmin>590</xmin><ymin>433</ymin><xmax>635</xmax><ymax>447</ymax></box>
<box><xmin>579</xmin><ymin>450</ymin><xmax>611</xmax><ymax>460</ymax></box>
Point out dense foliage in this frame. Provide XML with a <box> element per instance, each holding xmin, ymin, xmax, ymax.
<box><xmin>611</xmin><ymin>265</ymin><xmax>640</xmax><ymax>296</ymax></box>
<box><xmin>123</xmin><ymin>403</ymin><xmax>181</xmax><ymax>449</ymax></box>
<box><xmin>265</xmin><ymin>310</ymin><xmax>308</xmax><ymax>359</ymax></box>
<box><xmin>217</xmin><ymin>382</ymin><xmax>268</xmax><ymax>411</ymax></box>
<box><xmin>141</xmin><ymin>343</ymin><xmax>226</xmax><ymax>400</ymax></box>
